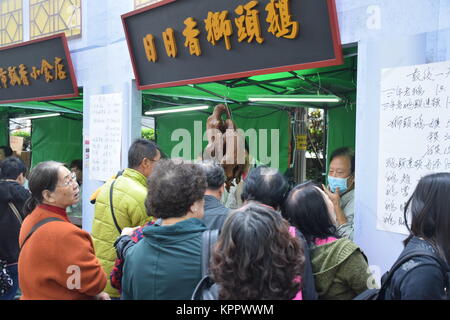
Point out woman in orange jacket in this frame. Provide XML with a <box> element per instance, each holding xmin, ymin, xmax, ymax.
<box><xmin>18</xmin><ymin>161</ymin><xmax>108</xmax><ymax>300</ymax></box>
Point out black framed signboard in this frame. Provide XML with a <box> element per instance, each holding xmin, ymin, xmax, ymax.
<box><xmin>0</xmin><ymin>33</ymin><xmax>79</xmax><ymax>104</ymax></box>
<box><xmin>122</xmin><ymin>0</ymin><xmax>343</xmax><ymax>90</ymax></box>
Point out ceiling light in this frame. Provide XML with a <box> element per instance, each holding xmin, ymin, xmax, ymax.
<box><xmin>248</xmin><ymin>95</ymin><xmax>341</xmax><ymax>103</ymax></box>
<box><xmin>145</xmin><ymin>105</ymin><xmax>209</xmax><ymax>115</ymax></box>
<box><xmin>14</xmin><ymin>113</ymin><xmax>61</xmax><ymax>121</ymax></box>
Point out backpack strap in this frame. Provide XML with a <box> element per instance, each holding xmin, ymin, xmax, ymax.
<box><xmin>379</xmin><ymin>249</ymin><xmax>450</xmax><ymax>298</ymax></box>
<box><xmin>201</xmin><ymin>229</ymin><xmax>219</xmax><ymax>278</ymax></box>
<box><xmin>20</xmin><ymin>217</ymin><xmax>65</xmax><ymax>250</ymax></box>
<box><xmin>109</xmin><ymin>179</ymin><xmax>122</xmax><ymax>234</ymax></box>
<box><xmin>8</xmin><ymin>202</ymin><xmax>23</xmax><ymax>225</ymax></box>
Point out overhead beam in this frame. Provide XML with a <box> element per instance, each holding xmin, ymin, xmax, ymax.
<box><xmin>189</xmin><ymin>84</ymin><xmax>242</xmax><ymax>105</ymax></box>
<box><xmin>44</xmin><ymin>101</ymin><xmax>83</xmax><ymax>115</ymax></box>
<box><xmin>288</xmin><ymin>71</ymin><xmax>348</xmax><ymax>105</ymax></box>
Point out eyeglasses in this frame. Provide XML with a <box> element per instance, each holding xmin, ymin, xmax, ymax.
<box><xmin>58</xmin><ymin>172</ymin><xmax>78</xmax><ymax>187</ymax></box>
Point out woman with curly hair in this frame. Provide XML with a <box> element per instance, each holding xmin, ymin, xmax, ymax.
<box><xmin>211</xmin><ymin>203</ymin><xmax>305</xmax><ymax>300</ymax></box>
<box><xmin>120</xmin><ymin>159</ymin><xmax>208</xmax><ymax>300</ymax></box>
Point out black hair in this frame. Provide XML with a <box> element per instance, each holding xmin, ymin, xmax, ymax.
<box><xmin>200</xmin><ymin>161</ymin><xmax>226</xmax><ymax>190</ymax></box>
<box><xmin>0</xmin><ymin>146</ymin><xmax>13</xmax><ymax>157</ymax></box>
<box><xmin>145</xmin><ymin>159</ymin><xmax>207</xmax><ymax>219</ymax></box>
<box><xmin>241</xmin><ymin>166</ymin><xmax>289</xmax><ymax>209</ymax></box>
<box><xmin>23</xmin><ymin>161</ymin><xmax>63</xmax><ymax>215</ymax></box>
<box><xmin>281</xmin><ymin>181</ymin><xmax>337</xmax><ymax>245</ymax></box>
<box><xmin>330</xmin><ymin>147</ymin><xmax>355</xmax><ymax>174</ymax></box>
<box><xmin>403</xmin><ymin>172</ymin><xmax>450</xmax><ymax>263</ymax></box>
<box><xmin>70</xmin><ymin>159</ymin><xmax>82</xmax><ymax>171</ymax></box>
<box><xmin>128</xmin><ymin>139</ymin><xmax>160</xmax><ymax>169</ymax></box>
<box><xmin>0</xmin><ymin>156</ymin><xmax>27</xmax><ymax>180</ymax></box>
<box><xmin>211</xmin><ymin>203</ymin><xmax>304</xmax><ymax>300</ymax></box>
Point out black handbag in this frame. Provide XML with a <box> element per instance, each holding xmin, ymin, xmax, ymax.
<box><xmin>0</xmin><ymin>260</ymin><xmax>13</xmax><ymax>296</ymax></box>
<box><xmin>0</xmin><ymin>202</ymin><xmax>23</xmax><ymax>296</ymax></box>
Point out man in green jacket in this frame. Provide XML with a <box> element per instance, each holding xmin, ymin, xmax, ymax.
<box><xmin>91</xmin><ymin>139</ymin><xmax>161</xmax><ymax>298</ymax></box>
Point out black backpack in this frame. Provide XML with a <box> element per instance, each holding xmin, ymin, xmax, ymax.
<box><xmin>294</xmin><ymin>229</ymin><xmax>318</xmax><ymax>300</ymax></box>
<box><xmin>191</xmin><ymin>229</ymin><xmax>219</xmax><ymax>300</ymax></box>
<box><xmin>354</xmin><ymin>249</ymin><xmax>450</xmax><ymax>300</ymax></box>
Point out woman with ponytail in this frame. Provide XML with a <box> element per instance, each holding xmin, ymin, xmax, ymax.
<box><xmin>18</xmin><ymin>161</ymin><xmax>108</xmax><ymax>300</ymax></box>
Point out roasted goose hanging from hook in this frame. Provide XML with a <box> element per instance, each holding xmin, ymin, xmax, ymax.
<box><xmin>204</xmin><ymin>104</ymin><xmax>246</xmax><ymax>191</ymax></box>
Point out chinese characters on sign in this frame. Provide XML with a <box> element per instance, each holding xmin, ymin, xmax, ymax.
<box><xmin>143</xmin><ymin>0</ymin><xmax>299</xmax><ymax>61</ymax></box>
<box><xmin>377</xmin><ymin>61</ymin><xmax>450</xmax><ymax>235</ymax></box>
<box><xmin>0</xmin><ymin>57</ymin><xmax>68</xmax><ymax>89</ymax></box>
<box><xmin>123</xmin><ymin>0</ymin><xmax>342</xmax><ymax>89</ymax></box>
<box><xmin>183</xmin><ymin>17</ymin><xmax>202</xmax><ymax>56</ymax></box>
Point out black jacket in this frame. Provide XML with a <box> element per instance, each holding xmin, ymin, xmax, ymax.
<box><xmin>382</xmin><ymin>237</ymin><xmax>449</xmax><ymax>300</ymax></box>
<box><xmin>202</xmin><ymin>195</ymin><xmax>230</xmax><ymax>231</ymax></box>
<box><xmin>0</xmin><ymin>180</ymin><xmax>30</xmax><ymax>264</ymax></box>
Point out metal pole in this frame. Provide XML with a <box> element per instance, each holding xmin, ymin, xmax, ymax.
<box><xmin>294</xmin><ymin>107</ymin><xmax>308</xmax><ymax>184</ymax></box>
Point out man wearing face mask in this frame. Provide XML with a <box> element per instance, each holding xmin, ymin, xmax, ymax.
<box><xmin>322</xmin><ymin>147</ymin><xmax>355</xmax><ymax>240</ymax></box>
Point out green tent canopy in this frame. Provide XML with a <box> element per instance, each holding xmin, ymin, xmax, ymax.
<box><xmin>0</xmin><ymin>47</ymin><xmax>357</xmax><ymax>171</ymax></box>
<box><xmin>0</xmin><ymin>93</ymin><xmax>83</xmax><ymax>166</ymax></box>
<box><xmin>143</xmin><ymin>47</ymin><xmax>357</xmax><ymax>173</ymax></box>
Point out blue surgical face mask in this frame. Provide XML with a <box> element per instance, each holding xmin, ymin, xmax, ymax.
<box><xmin>327</xmin><ymin>176</ymin><xmax>348</xmax><ymax>194</ymax></box>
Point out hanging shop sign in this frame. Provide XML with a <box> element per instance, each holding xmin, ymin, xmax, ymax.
<box><xmin>122</xmin><ymin>0</ymin><xmax>343</xmax><ymax>90</ymax></box>
<box><xmin>0</xmin><ymin>33</ymin><xmax>78</xmax><ymax>104</ymax></box>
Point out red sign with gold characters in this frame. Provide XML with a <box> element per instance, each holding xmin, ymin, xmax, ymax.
<box><xmin>122</xmin><ymin>0</ymin><xmax>343</xmax><ymax>90</ymax></box>
<box><xmin>0</xmin><ymin>33</ymin><xmax>78</xmax><ymax>104</ymax></box>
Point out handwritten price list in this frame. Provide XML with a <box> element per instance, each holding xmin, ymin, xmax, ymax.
<box><xmin>89</xmin><ymin>93</ymin><xmax>123</xmax><ymax>181</ymax></box>
<box><xmin>377</xmin><ymin>60</ymin><xmax>450</xmax><ymax>234</ymax></box>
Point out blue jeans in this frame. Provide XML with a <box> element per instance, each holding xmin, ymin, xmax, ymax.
<box><xmin>0</xmin><ymin>264</ymin><xmax>19</xmax><ymax>300</ymax></box>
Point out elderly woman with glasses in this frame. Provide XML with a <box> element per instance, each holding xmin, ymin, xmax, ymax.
<box><xmin>18</xmin><ymin>161</ymin><xmax>108</xmax><ymax>300</ymax></box>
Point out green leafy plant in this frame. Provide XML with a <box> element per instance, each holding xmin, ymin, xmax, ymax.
<box><xmin>142</xmin><ymin>128</ymin><xmax>155</xmax><ymax>141</ymax></box>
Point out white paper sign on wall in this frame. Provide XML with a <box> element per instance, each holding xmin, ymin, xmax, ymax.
<box><xmin>377</xmin><ymin>60</ymin><xmax>450</xmax><ymax>234</ymax></box>
<box><xmin>89</xmin><ymin>93</ymin><xmax>123</xmax><ymax>181</ymax></box>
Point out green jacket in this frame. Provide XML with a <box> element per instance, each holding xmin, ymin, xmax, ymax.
<box><xmin>122</xmin><ymin>218</ymin><xmax>207</xmax><ymax>300</ymax></box>
<box><xmin>311</xmin><ymin>238</ymin><xmax>370</xmax><ymax>300</ymax></box>
<box><xmin>91</xmin><ymin>168</ymin><xmax>152</xmax><ymax>298</ymax></box>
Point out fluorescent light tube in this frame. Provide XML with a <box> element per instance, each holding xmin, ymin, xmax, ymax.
<box><xmin>145</xmin><ymin>105</ymin><xmax>209</xmax><ymax>115</ymax></box>
<box><xmin>14</xmin><ymin>113</ymin><xmax>61</xmax><ymax>121</ymax></box>
<box><xmin>248</xmin><ymin>95</ymin><xmax>341</xmax><ymax>103</ymax></box>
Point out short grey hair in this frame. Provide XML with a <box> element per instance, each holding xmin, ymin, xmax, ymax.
<box><xmin>200</xmin><ymin>161</ymin><xmax>226</xmax><ymax>190</ymax></box>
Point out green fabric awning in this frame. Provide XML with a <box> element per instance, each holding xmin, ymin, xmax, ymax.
<box><xmin>142</xmin><ymin>47</ymin><xmax>357</xmax><ymax>112</ymax></box>
<box><xmin>0</xmin><ymin>94</ymin><xmax>83</xmax><ymax>117</ymax></box>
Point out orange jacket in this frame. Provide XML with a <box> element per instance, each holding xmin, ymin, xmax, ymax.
<box><xmin>18</xmin><ymin>204</ymin><xmax>107</xmax><ymax>300</ymax></box>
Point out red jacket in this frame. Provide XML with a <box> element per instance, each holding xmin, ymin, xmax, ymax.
<box><xmin>18</xmin><ymin>204</ymin><xmax>106</xmax><ymax>300</ymax></box>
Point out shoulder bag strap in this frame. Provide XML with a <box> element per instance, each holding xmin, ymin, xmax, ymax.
<box><xmin>20</xmin><ymin>217</ymin><xmax>65</xmax><ymax>250</ymax></box>
<box><xmin>110</xmin><ymin>179</ymin><xmax>122</xmax><ymax>234</ymax></box>
<box><xmin>201</xmin><ymin>229</ymin><xmax>219</xmax><ymax>278</ymax></box>
<box><xmin>8</xmin><ymin>202</ymin><xmax>23</xmax><ymax>225</ymax></box>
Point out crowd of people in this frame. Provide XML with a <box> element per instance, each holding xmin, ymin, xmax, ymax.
<box><xmin>0</xmin><ymin>140</ymin><xmax>449</xmax><ymax>300</ymax></box>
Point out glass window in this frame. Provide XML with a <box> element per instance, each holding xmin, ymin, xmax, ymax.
<box><xmin>134</xmin><ymin>0</ymin><xmax>160</xmax><ymax>10</ymax></box>
<box><xmin>30</xmin><ymin>0</ymin><xmax>81</xmax><ymax>40</ymax></box>
<box><xmin>0</xmin><ymin>0</ymin><xmax>23</xmax><ymax>47</ymax></box>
